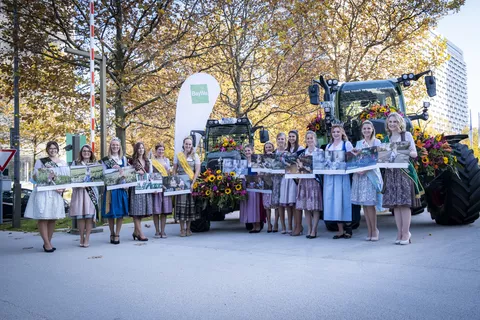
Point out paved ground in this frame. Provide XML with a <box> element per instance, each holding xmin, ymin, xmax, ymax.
<box><xmin>0</xmin><ymin>211</ymin><xmax>479</xmax><ymax>320</ymax></box>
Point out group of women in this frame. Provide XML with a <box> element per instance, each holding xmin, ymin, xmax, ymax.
<box><xmin>24</xmin><ymin>112</ymin><xmax>420</xmax><ymax>252</ymax></box>
<box><xmin>239</xmin><ymin>112</ymin><xmax>420</xmax><ymax>246</ymax></box>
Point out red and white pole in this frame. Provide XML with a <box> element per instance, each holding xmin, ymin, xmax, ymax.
<box><xmin>89</xmin><ymin>0</ymin><xmax>95</xmax><ymax>152</ymax></box>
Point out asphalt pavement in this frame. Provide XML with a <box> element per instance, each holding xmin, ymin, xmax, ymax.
<box><xmin>0</xmin><ymin>210</ymin><xmax>479</xmax><ymax>320</ymax></box>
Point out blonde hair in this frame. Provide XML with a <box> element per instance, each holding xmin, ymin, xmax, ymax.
<box><xmin>385</xmin><ymin>112</ymin><xmax>406</xmax><ymax>136</ymax></box>
<box><xmin>361</xmin><ymin>120</ymin><xmax>376</xmax><ymax>140</ymax></box>
<box><xmin>330</xmin><ymin>125</ymin><xmax>348</xmax><ymax>142</ymax></box>
<box><xmin>108</xmin><ymin>137</ymin><xmax>123</xmax><ymax>158</ymax></box>
<box><xmin>304</xmin><ymin>130</ymin><xmax>317</xmax><ymax>147</ymax></box>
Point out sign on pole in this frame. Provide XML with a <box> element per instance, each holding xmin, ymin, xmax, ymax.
<box><xmin>0</xmin><ymin>149</ymin><xmax>16</xmax><ymax>171</ymax></box>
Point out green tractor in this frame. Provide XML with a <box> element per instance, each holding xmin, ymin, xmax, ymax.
<box><xmin>309</xmin><ymin>71</ymin><xmax>480</xmax><ymax>226</ymax></box>
<box><xmin>189</xmin><ymin>117</ymin><xmax>269</xmax><ymax>232</ymax></box>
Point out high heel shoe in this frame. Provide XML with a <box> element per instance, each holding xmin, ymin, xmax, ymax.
<box><xmin>307</xmin><ymin>232</ymin><xmax>317</xmax><ymax>239</ymax></box>
<box><xmin>43</xmin><ymin>245</ymin><xmax>54</xmax><ymax>253</ymax></box>
<box><xmin>399</xmin><ymin>232</ymin><xmax>411</xmax><ymax>245</ymax></box>
<box><xmin>110</xmin><ymin>234</ymin><xmax>115</xmax><ymax>244</ymax></box>
<box><xmin>267</xmin><ymin>223</ymin><xmax>273</xmax><ymax>233</ymax></box>
<box><xmin>371</xmin><ymin>229</ymin><xmax>379</xmax><ymax>241</ymax></box>
<box><xmin>132</xmin><ymin>233</ymin><xmax>148</xmax><ymax>241</ymax></box>
<box><xmin>113</xmin><ymin>235</ymin><xmax>120</xmax><ymax>245</ymax></box>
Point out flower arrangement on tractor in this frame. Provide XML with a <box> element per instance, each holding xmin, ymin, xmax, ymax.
<box><xmin>306</xmin><ymin>110</ymin><xmax>327</xmax><ymax>136</ymax></box>
<box><xmin>211</xmin><ymin>136</ymin><xmax>243</xmax><ymax>153</ymax></box>
<box><xmin>358</xmin><ymin>104</ymin><xmax>404</xmax><ymax>121</ymax></box>
<box><xmin>411</xmin><ymin>127</ymin><xmax>457</xmax><ymax>177</ymax></box>
<box><xmin>192</xmin><ymin>169</ymin><xmax>247</xmax><ymax>209</ymax></box>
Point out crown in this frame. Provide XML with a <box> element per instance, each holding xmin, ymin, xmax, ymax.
<box><xmin>331</xmin><ymin>119</ymin><xmax>344</xmax><ymax>127</ymax></box>
<box><xmin>111</xmin><ymin>137</ymin><xmax>121</xmax><ymax>142</ymax></box>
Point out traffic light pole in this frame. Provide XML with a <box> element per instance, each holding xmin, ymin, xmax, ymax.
<box><xmin>12</xmin><ymin>0</ymin><xmax>21</xmax><ymax>228</ymax></box>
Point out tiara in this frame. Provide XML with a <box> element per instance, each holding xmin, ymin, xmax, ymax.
<box><xmin>331</xmin><ymin>119</ymin><xmax>344</xmax><ymax>127</ymax></box>
<box><xmin>111</xmin><ymin>137</ymin><xmax>121</xmax><ymax>142</ymax></box>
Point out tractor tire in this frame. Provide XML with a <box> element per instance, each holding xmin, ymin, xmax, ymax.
<box><xmin>425</xmin><ymin>144</ymin><xmax>480</xmax><ymax>225</ymax></box>
<box><xmin>190</xmin><ymin>216</ymin><xmax>211</xmax><ymax>232</ymax></box>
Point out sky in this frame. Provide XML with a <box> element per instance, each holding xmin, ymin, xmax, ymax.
<box><xmin>436</xmin><ymin>0</ymin><xmax>480</xmax><ymax>128</ymax></box>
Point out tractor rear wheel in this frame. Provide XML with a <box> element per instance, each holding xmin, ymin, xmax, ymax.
<box><xmin>425</xmin><ymin>144</ymin><xmax>480</xmax><ymax>225</ymax></box>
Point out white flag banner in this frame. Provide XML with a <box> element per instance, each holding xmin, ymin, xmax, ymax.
<box><xmin>174</xmin><ymin>73</ymin><xmax>220</xmax><ymax>155</ymax></box>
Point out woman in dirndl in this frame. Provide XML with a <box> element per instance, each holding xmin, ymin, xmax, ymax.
<box><xmin>272</xmin><ymin>133</ymin><xmax>287</xmax><ymax>233</ymax></box>
<box><xmin>261</xmin><ymin>141</ymin><xmax>275</xmax><ymax>232</ymax></box>
<box><xmin>24</xmin><ymin>141</ymin><xmax>67</xmax><ymax>253</ymax></box>
<box><xmin>101</xmin><ymin>138</ymin><xmax>129</xmax><ymax>245</ymax></box>
<box><xmin>240</xmin><ymin>144</ymin><xmax>263</xmax><ymax>233</ymax></box>
<box><xmin>382</xmin><ymin>112</ymin><xmax>422</xmax><ymax>245</ymax></box>
<box><xmin>151</xmin><ymin>142</ymin><xmax>172</xmax><ymax>238</ymax></box>
<box><xmin>282</xmin><ymin>130</ymin><xmax>304</xmax><ymax>235</ymax></box>
<box><xmin>173</xmin><ymin>136</ymin><xmax>201</xmax><ymax>237</ymax></box>
<box><xmin>350</xmin><ymin>121</ymin><xmax>383</xmax><ymax>241</ymax></box>
<box><xmin>69</xmin><ymin>144</ymin><xmax>99</xmax><ymax>247</ymax></box>
<box><xmin>296</xmin><ymin>131</ymin><xmax>323</xmax><ymax>239</ymax></box>
<box><xmin>129</xmin><ymin>142</ymin><xmax>153</xmax><ymax>241</ymax></box>
<box><xmin>323</xmin><ymin>122</ymin><xmax>354</xmax><ymax>239</ymax></box>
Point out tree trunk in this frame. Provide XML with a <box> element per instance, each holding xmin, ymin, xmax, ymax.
<box><xmin>113</xmin><ymin>0</ymin><xmax>126</xmax><ymax>152</ymax></box>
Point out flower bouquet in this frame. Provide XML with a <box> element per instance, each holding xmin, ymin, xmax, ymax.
<box><xmin>306</xmin><ymin>111</ymin><xmax>327</xmax><ymax>135</ymax></box>
<box><xmin>211</xmin><ymin>136</ymin><xmax>243</xmax><ymax>153</ymax></box>
<box><xmin>192</xmin><ymin>169</ymin><xmax>247</xmax><ymax>209</ymax></box>
<box><xmin>412</xmin><ymin>127</ymin><xmax>457</xmax><ymax>177</ymax></box>
<box><xmin>358</xmin><ymin>104</ymin><xmax>404</xmax><ymax>121</ymax></box>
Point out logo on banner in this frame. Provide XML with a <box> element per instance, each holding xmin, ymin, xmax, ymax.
<box><xmin>190</xmin><ymin>84</ymin><xmax>209</xmax><ymax>104</ymax></box>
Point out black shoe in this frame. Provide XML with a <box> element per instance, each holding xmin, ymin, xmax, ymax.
<box><xmin>113</xmin><ymin>235</ymin><xmax>120</xmax><ymax>245</ymax></box>
<box><xmin>110</xmin><ymin>235</ymin><xmax>115</xmax><ymax>244</ymax></box>
<box><xmin>52</xmin><ymin>247</ymin><xmax>57</xmax><ymax>251</ymax></box>
<box><xmin>43</xmin><ymin>245</ymin><xmax>54</xmax><ymax>253</ymax></box>
<box><xmin>306</xmin><ymin>235</ymin><xmax>311</xmax><ymax>239</ymax></box>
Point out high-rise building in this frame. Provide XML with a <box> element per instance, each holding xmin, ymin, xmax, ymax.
<box><xmin>429</xmin><ymin>37</ymin><xmax>469</xmax><ymax>134</ymax></box>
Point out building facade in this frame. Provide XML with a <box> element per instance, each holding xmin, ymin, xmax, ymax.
<box><xmin>429</xmin><ymin>38</ymin><xmax>469</xmax><ymax>134</ymax></box>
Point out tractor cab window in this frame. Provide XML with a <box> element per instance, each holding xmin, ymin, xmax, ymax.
<box><xmin>206</xmin><ymin>124</ymin><xmax>251</xmax><ymax>152</ymax></box>
<box><xmin>337</xmin><ymin>85</ymin><xmax>402</xmax><ymax>121</ymax></box>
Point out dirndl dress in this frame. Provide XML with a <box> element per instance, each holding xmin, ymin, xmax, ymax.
<box><xmin>129</xmin><ymin>158</ymin><xmax>153</xmax><ymax>217</ymax></box>
<box><xmin>101</xmin><ymin>156</ymin><xmax>129</xmax><ymax>219</ymax></box>
<box><xmin>174</xmin><ymin>153</ymin><xmax>200</xmax><ymax>221</ymax></box>
<box><xmin>69</xmin><ymin>161</ymin><xmax>98</xmax><ymax>220</ymax></box>
<box><xmin>323</xmin><ymin>141</ymin><xmax>353</xmax><ymax>222</ymax></box>
<box><xmin>350</xmin><ymin>139</ymin><xmax>382</xmax><ymax>206</ymax></box>
<box><xmin>151</xmin><ymin>158</ymin><xmax>173</xmax><ymax>214</ymax></box>
<box><xmin>296</xmin><ymin>147</ymin><xmax>322</xmax><ymax>211</ymax></box>
<box><xmin>24</xmin><ymin>158</ymin><xmax>67</xmax><ymax>220</ymax></box>
<box><xmin>382</xmin><ymin>169</ymin><xmax>419</xmax><ymax>208</ymax></box>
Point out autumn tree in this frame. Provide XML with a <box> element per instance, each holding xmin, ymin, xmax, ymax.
<box><xmin>0</xmin><ymin>0</ymin><xmax>223</xmax><ymax>153</ymax></box>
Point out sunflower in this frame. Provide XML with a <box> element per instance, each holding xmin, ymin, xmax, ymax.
<box><xmin>422</xmin><ymin>157</ymin><xmax>429</xmax><ymax>164</ymax></box>
<box><xmin>229</xmin><ymin>171</ymin><xmax>235</xmax><ymax>176</ymax></box>
<box><xmin>205</xmin><ymin>190</ymin><xmax>211</xmax><ymax>196</ymax></box>
<box><xmin>217</xmin><ymin>175</ymin><xmax>223</xmax><ymax>181</ymax></box>
<box><xmin>376</xmin><ymin>133</ymin><xmax>384</xmax><ymax>140</ymax></box>
<box><xmin>193</xmin><ymin>182</ymin><xmax>198</xmax><ymax>189</ymax></box>
<box><xmin>366</xmin><ymin>114</ymin><xmax>371</xmax><ymax>119</ymax></box>
<box><xmin>435</xmin><ymin>135</ymin><xmax>442</xmax><ymax>142</ymax></box>
<box><xmin>231</xmin><ymin>141</ymin><xmax>237</xmax><ymax>146</ymax></box>
<box><xmin>423</xmin><ymin>133</ymin><xmax>429</xmax><ymax>139</ymax></box>
<box><xmin>379</xmin><ymin>107</ymin><xmax>386</xmax><ymax>113</ymax></box>
<box><xmin>208</xmin><ymin>175</ymin><xmax>216</xmax><ymax>182</ymax></box>
<box><xmin>315</xmin><ymin>124</ymin><xmax>320</xmax><ymax>130</ymax></box>
<box><xmin>443</xmin><ymin>157</ymin><xmax>448</xmax><ymax>164</ymax></box>
<box><xmin>216</xmin><ymin>169</ymin><xmax>221</xmax><ymax>174</ymax></box>
<box><xmin>225</xmin><ymin>188</ymin><xmax>232</xmax><ymax>194</ymax></box>
<box><xmin>235</xmin><ymin>184</ymin><xmax>242</xmax><ymax>190</ymax></box>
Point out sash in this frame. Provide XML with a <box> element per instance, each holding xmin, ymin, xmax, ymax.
<box><xmin>101</xmin><ymin>156</ymin><xmax>122</xmax><ymax>216</ymax></box>
<box><xmin>152</xmin><ymin>158</ymin><xmax>168</xmax><ymax>177</ymax></box>
<box><xmin>40</xmin><ymin>157</ymin><xmax>58</xmax><ymax>168</ymax></box>
<box><xmin>177</xmin><ymin>152</ymin><xmax>195</xmax><ymax>180</ymax></box>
